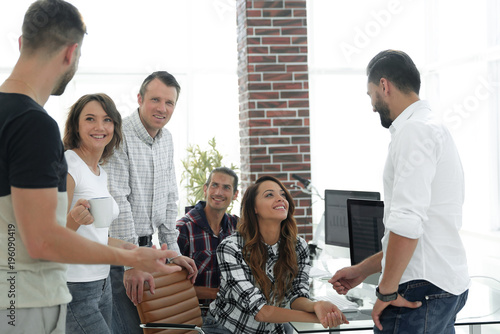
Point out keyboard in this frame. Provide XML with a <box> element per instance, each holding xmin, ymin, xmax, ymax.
<box><xmin>315</xmin><ymin>293</ymin><xmax>360</xmax><ymax>313</ymax></box>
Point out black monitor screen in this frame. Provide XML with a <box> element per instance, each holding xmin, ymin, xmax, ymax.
<box><xmin>324</xmin><ymin>190</ymin><xmax>380</xmax><ymax>247</ymax></box>
<box><xmin>347</xmin><ymin>199</ymin><xmax>385</xmax><ymax>265</ymax></box>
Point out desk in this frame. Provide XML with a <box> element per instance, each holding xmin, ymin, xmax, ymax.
<box><xmin>291</xmin><ymin>277</ymin><xmax>500</xmax><ymax>333</ymax></box>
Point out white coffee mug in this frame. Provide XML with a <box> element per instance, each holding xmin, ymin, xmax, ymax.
<box><xmin>88</xmin><ymin>197</ymin><xmax>113</xmax><ymax>228</ymax></box>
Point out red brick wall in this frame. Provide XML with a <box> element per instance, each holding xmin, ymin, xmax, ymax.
<box><xmin>236</xmin><ymin>0</ymin><xmax>312</xmax><ymax>240</ymax></box>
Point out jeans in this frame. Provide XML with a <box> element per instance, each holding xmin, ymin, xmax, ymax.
<box><xmin>202</xmin><ymin>314</ymin><xmax>233</xmax><ymax>334</ymax></box>
<box><xmin>110</xmin><ymin>265</ymin><xmax>143</xmax><ymax>334</ymax></box>
<box><xmin>374</xmin><ymin>280</ymin><xmax>469</xmax><ymax>334</ymax></box>
<box><xmin>66</xmin><ymin>276</ymin><xmax>112</xmax><ymax>334</ymax></box>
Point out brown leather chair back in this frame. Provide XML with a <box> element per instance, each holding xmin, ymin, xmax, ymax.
<box><xmin>136</xmin><ymin>267</ymin><xmax>203</xmax><ymax>334</ymax></box>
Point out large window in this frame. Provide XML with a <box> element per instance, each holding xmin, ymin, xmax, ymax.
<box><xmin>2</xmin><ymin>0</ymin><xmax>499</xmax><ymax>238</ymax></box>
<box><xmin>0</xmin><ymin>0</ymin><xmax>240</xmax><ymax>213</ymax></box>
<box><xmin>307</xmin><ymin>0</ymin><xmax>500</xmax><ymax>238</ymax></box>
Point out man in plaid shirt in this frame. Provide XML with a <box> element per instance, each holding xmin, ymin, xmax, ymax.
<box><xmin>177</xmin><ymin>167</ymin><xmax>239</xmax><ymax>306</ymax></box>
<box><xmin>106</xmin><ymin>71</ymin><xmax>197</xmax><ymax>334</ymax></box>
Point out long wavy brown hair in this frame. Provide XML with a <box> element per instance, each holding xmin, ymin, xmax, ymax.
<box><xmin>238</xmin><ymin>175</ymin><xmax>299</xmax><ymax>306</ymax></box>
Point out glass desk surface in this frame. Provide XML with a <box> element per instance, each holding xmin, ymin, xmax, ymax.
<box><xmin>291</xmin><ymin>276</ymin><xmax>500</xmax><ymax>333</ymax></box>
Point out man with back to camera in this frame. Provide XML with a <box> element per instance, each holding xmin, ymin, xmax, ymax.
<box><xmin>329</xmin><ymin>50</ymin><xmax>470</xmax><ymax>333</ymax></box>
<box><xmin>0</xmin><ymin>1</ymin><xmax>182</xmax><ymax>333</ymax></box>
<box><xmin>105</xmin><ymin>71</ymin><xmax>198</xmax><ymax>334</ymax></box>
<box><xmin>177</xmin><ymin>167</ymin><xmax>239</xmax><ymax>306</ymax></box>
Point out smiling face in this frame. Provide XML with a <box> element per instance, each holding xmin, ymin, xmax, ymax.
<box><xmin>254</xmin><ymin>180</ymin><xmax>289</xmax><ymax>224</ymax></box>
<box><xmin>77</xmin><ymin>100</ymin><xmax>114</xmax><ymax>153</ymax></box>
<box><xmin>204</xmin><ymin>172</ymin><xmax>238</xmax><ymax>213</ymax></box>
<box><xmin>137</xmin><ymin>78</ymin><xmax>178</xmax><ymax>138</ymax></box>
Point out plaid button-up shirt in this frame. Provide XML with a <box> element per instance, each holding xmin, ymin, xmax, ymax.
<box><xmin>176</xmin><ymin>201</ymin><xmax>238</xmax><ymax>291</ymax></box>
<box><xmin>209</xmin><ymin>233</ymin><xmax>311</xmax><ymax>334</ymax></box>
<box><xmin>105</xmin><ymin>109</ymin><xmax>179</xmax><ymax>252</ymax></box>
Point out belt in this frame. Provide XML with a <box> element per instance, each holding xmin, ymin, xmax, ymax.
<box><xmin>138</xmin><ymin>235</ymin><xmax>153</xmax><ymax>247</ymax></box>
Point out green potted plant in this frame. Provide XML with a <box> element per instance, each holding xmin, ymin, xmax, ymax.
<box><xmin>181</xmin><ymin>137</ymin><xmax>239</xmax><ymax>213</ymax></box>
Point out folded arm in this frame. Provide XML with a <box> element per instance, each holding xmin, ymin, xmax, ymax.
<box><xmin>195</xmin><ymin>286</ymin><xmax>219</xmax><ymax>300</ymax></box>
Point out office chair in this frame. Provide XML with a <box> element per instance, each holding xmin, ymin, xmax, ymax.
<box><xmin>136</xmin><ymin>265</ymin><xmax>204</xmax><ymax>334</ymax></box>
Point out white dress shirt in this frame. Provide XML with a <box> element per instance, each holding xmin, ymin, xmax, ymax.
<box><xmin>381</xmin><ymin>100</ymin><xmax>470</xmax><ymax>295</ymax></box>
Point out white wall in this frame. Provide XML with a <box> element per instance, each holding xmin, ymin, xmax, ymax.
<box><xmin>307</xmin><ymin>0</ymin><xmax>500</xmax><ymax>239</ymax></box>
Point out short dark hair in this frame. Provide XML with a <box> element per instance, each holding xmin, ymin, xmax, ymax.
<box><xmin>205</xmin><ymin>167</ymin><xmax>239</xmax><ymax>194</ymax></box>
<box><xmin>139</xmin><ymin>71</ymin><xmax>181</xmax><ymax>102</ymax></box>
<box><xmin>21</xmin><ymin>0</ymin><xmax>87</xmax><ymax>55</ymax></box>
<box><xmin>63</xmin><ymin>93</ymin><xmax>122</xmax><ymax>163</ymax></box>
<box><xmin>366</xmin><ymin>50</ymin><xmax>421</xmax><ymax>95</ymax></box>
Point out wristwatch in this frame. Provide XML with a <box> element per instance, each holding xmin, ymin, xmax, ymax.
<box><xmin>376</xmin><ymin>286</ymin><xmax>398</xmax><ymax>302</ymax></box>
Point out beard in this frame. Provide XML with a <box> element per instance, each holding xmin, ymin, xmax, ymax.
<box><xmin>51</xmin><ymin>61</ymin><xmax>77</xmax><ymax>96</ymax></box>
<box><xmin>374</xmin><ymin>93</ymin><xmax>393</xmax><ymax>128</ymax></box>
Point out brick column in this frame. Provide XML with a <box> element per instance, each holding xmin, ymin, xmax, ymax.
<box><xmin>237</xmin><ymin>0</ymin><xmax>312</xmax><ymax>240</ymax></box>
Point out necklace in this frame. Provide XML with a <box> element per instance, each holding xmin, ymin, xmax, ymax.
<box><xmin>4</xmin><ymin>78</ymin><xmax>40</xmax><ymax>104</ymax></box>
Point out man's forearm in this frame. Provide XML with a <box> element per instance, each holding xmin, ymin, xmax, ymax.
<box><xmin>358</xmin><ymin>251</ymin><xmax>383</xmax><ymax>277</ymax></box>
<box><xmin>24</xmin><ymin>220</ymin><xmax>130</xmax><ymax>265</ymax></box>
<box><xmin>378</xmin><ymin>232</ymin><xmax>418</xmax><ymax>294</ymax></box>
<box><xmin>158</xmin><ymin>223</ymin><xmax>180</xmax><ymax>253</ymax></box>
<box><xmin>194</xmin><ymin>286</ymin><xmax>219</xmax><ymax>300</ymax></box>
<box><xmin>108</xmin><ymin>237</ymin><xmax>136</xmax><ymax>250</ymax></box>
<box><xmin>13</xmin><ymin>187</ymin><xmax>132</xmax><ymax>265</ymax></box>
<box><xmin>110</xmin><ymin>204</ymin><xmax>138</xmax><ymax>245</ymax></box>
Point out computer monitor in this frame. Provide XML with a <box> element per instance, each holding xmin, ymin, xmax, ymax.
<box><xmin>347</xmin><ymin>199</ymin><xmax>385</xmax><ymax>265</ymax></box>
<box><xmin>347</xmin><ymin>198</ymin><xmax>385</xmax><ymax>285</ymax></box>
<box><xmin>324</xmin><ymin>189</ymin><xmax>380</xmax><ymax>249</ymax></box>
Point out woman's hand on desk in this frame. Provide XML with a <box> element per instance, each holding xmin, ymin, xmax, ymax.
<box><xmin>313</xmin><ymin>300</ymin><xmax>349</xmax><ymax>328</ymax></box>
<box><xmin>328</xmin><ymin>265</ymin><xmax>366</xmax><ymax>295</ymax></box>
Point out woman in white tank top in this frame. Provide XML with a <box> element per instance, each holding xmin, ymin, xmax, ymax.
<box><xmin>62</xmin><ymin>93</ymin><xmax>135</xmax><ymax>334</ymax></box>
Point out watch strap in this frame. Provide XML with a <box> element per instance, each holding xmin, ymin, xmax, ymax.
<box><xmin>376</xmin><ymin>286</ymin><xmax>398</xmax><ymax>302</ymax></box>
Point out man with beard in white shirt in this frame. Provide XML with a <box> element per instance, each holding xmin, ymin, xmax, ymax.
<box><xmin>329</xmin><ymin>50</ymin><xmax>470</xmax><ymax>333</ymax></box>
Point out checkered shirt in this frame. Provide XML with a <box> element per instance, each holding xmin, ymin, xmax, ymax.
<box><xmin>208</xmin><ymin>232</ymin><xmax>311</xmax><ymax>334</ymax></box>
<box><xmin>176</xmin><ymin>201</ymin><xmax>238</xmax><ymax>289</ymax></box>
<box><xmin>104</xmin><ymin>109</ymin><xmax>179</xmax><ymax>253</ymax></box>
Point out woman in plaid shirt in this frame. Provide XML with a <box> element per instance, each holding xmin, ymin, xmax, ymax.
<box><xmin>204</xmin><ymin>176</ymin><xmax>348</xmax><ymax>334</ymax></box>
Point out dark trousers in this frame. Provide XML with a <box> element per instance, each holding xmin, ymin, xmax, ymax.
<box><xmin>374</xmin><ymin>280</ymin><xmax>468</xmax><ymax>334</ymax></box>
